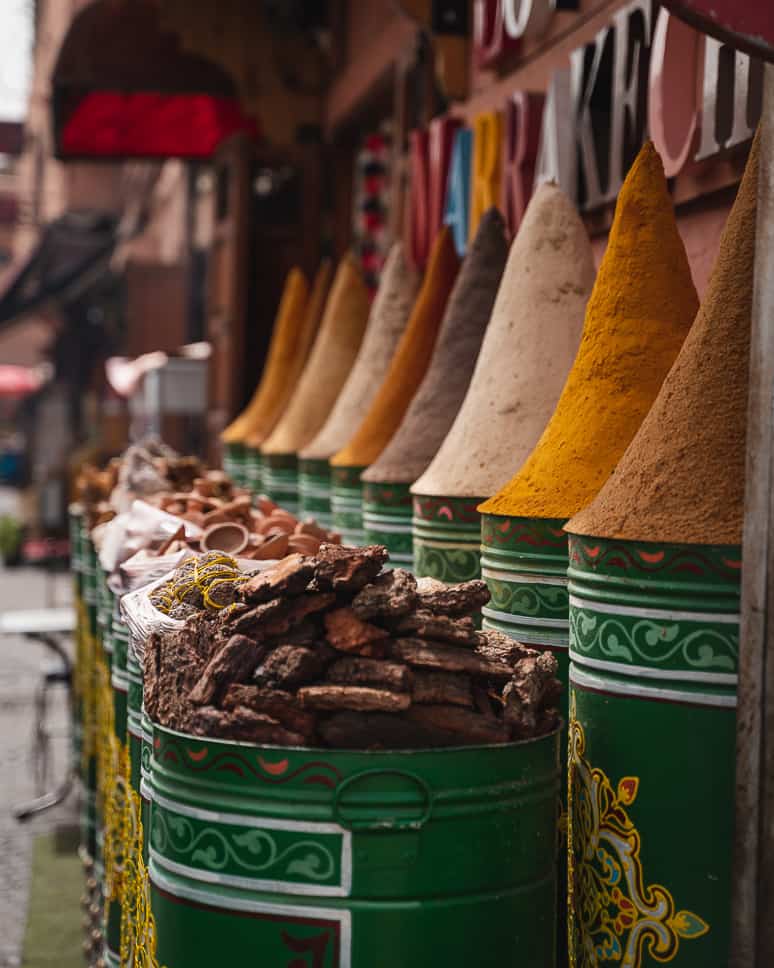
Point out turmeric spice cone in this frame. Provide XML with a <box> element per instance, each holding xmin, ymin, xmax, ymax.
<box><xmin>259</xmin><ymin>254</ymin><xmax>370</xmax><ymax>512</ymax></box>
<box><xmin>243</xmin><ymin>260</ymin><xmax>332</xmax><ymax>494</ymax></box>
<box><xmin>296</xmin><ymin>243</ymin><xmax>419</xmax><ymax>527</ymax></box>
<box><xmin>475</xmin><ymin>140</ymin><xmax>698</xmax><ymax>704</ymax></box>
<box><xmin>410</xmin><ymin>183</ymin><xmax>595</xmax><ymax>583</ymax></box>
<box><xmin>563</xmin><ymin>136</ymin><xmax>759</xmax><ymax>968</ymax></box>
<box><xmin>220</xmin><ymin>267</ymin><xmax>309</xmax><ymax>484</ymax></box>
<box><xmin>329</xmin><ymin>227</ymin><xmax>460</xmax><ymax>545</ymax></box>
<box><xmin>360</xmin><ymin>208</ymin><xmax>509</xmax><ymax>566</ymax></box>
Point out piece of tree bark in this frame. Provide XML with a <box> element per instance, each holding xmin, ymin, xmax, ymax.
<box><xmin>412</xmin><ymin>670</ymin><xmax>472</xmax><ymax>707</ymax></box>
<box><xmin>189</xmin><ymin>704</ymin><xmax>306</xmax><ymax>746</ymax></box>
<box><xmin>311</xmin><ymin>544</ymin><xmax>388</xmax><ymax>594</ymax></box>
<box><xmin>220</xmin><ymin>684</ymin><xmax>316</xmax><ymax>737</ymax></box>
<box><xmin>239</xmin><ymin>554</ymin><xmax>315</xmax><ymax>603</ymax></box>
<box><xmin>390</xmin><ymin>638</ymin><xmax>513</xmax><ymax>678</ymax></box>
<box><xmin>415</xmin><ymin>577</ymin><xmax>491</xmax><ymax>616</ymax></box>
<box><xmin>298</xmin><ymin>685</ymin><xmax>411</xmax><ymax>713</ymax></box>
<box><xmin>407</xmin><ymin>705</ymin><xmax>510</xmax><ymax>744</ymax></box>
<box><xmin>394</xmin><ymin>610</ymin><xmax>479</xmax><ymax>646</ymax></box>
<box><xmin>318</xmin><ymin>712</ymin><xmax>458</xmax><ymax>749</ymax></box>
<box><xmin>325</xmin><ymin>656</ymin><xmax>413</xmax><ymax>692</ymax></box>
<box><xmin>254</xmin><ymin>645</ymin><xmax>324</xmax><ymax>689</ymax></box>
<box><xmin>502</xmin><ymin>652</ymin><xmax>562</xmax><ymax>738</ymax></box>
<box><xmin>189</xmin><ymin>634</ymin><xmax>264</xmax><ymax>705</ymax></box>
<box><xmin>350</xmin><ymin>570</ymin><xmax>417</xmax><ymax>621</ymax></box>
<box><xmin>474</xmin><ymin>629</ymin><xmax>538</xmax><ymax>667</ymax></box>
<box><xmin>324</xmin><ymin>608</ymin><xmax>389</xmax><ymax>656</ymax></box>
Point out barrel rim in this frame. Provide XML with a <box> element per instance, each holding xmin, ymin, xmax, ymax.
<box><xmin>151</xmin><ymin>718</ymin><xmax>563</xmax><ymax>757</ymax></box>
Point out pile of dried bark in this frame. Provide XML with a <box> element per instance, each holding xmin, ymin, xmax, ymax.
<box><xmin>143</xmin><ymin>545</ymin><xmax>561</xmax><ymax>749</ymax></box>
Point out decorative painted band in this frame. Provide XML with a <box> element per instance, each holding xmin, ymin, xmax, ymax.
<box><xmin>363</xmin><ymin>481</ymin><xmax>413</xmax><ymax>567</ymax></box>
<box><xmin>111</xmin><ymin>671</ymin><xmax>129</xmax><ymax>692</ymax></box>
<box><xmin>150</xmin><ymin>864</ymin><xmax>353</xmax><ymax>968</ymax></box>
<box><xmin>567</xmin><ymin>534</ymin><xmax>742</xmax><ymax>596</ymax></box>
<box><xmin>569</xmin><ymin>653</ymin><xmax>737</xmax><ymax>708</ymax></box>
<box><xmin>412</xmin><ymin>494</ymin><xmax>483</xmax><ymax>583</ymax></box>
<box><xmin>226</xmin><ymin>443</ymin><xmax>249</xmax><ymax>488</ymax></box>
<box><xmin>262</xmin><ymin>454</ymin><xmax>299</xmax><ymax>514</ymax></box>
<box><xmin>149</xmin><ymin>785</ymin><xmax>352</xmax><ymax>897</ymax></box>
<box><xmin>331</xmin><ymin>465</ymin><xmax>365</xmax><ymax>547</ymax></box>
<box><xmin>298</xmin><ymin>458</ymin><xmax>333</xmax><ymax>527</ymax></box>
<box><xmin>245</xmin><ymin>447</ymin><xmax>262</xmax><ymax>495</ymax></box>
<box><xmin>566</xmin><ymin>535</ymin><xmax>740</xmax><ymax>688</ymax></box>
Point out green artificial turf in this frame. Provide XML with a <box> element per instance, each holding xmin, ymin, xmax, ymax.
<box><xmin>22</xmin><ymin>833</ymin><xmax>83</xmax><ymax>968</ymax></box>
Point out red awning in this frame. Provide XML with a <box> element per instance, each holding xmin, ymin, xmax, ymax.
<box><xmin>60</xmin><ymin>92</ymin><xmax>259</xmax><ymax>160</ymax></box>
<box><xmin>52</xmin><ymin>0</ymin><xmax>259</xmax><ymax>161</ymax></box>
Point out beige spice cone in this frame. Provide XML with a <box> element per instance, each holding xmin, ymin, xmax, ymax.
<box><xmin>567</xmin><ymin>133</ymin><xmax>759</xmax><ymax>545</ymax></box>
<box><xmin>300</xmin><ymin>243</ymin><xmax>419</xmax><ymax>462</ymax></box>
<box><xmin>412</xmin><ymin>183</ymin><xmax>594</xmax><ymax>500</ymax></box>
<box><xmin>261</xmin><ymin>254</ymin><xmax>371</xmax><ymax>456</ymax></box>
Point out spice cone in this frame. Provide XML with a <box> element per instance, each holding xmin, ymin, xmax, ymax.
<box><xmin>568</xmin><ymin>134</ymin><xmax>759</xmax><ymax>544</ymax></box>
<box><xmin>413</xmin><ymin>183</ymin><xmax>593</xmax><ymax>500</ymax></box>
<box><xmin>221</xmin><ymin>267</ymin><xmax>310</xmax><ymax>444</ymax></box>
<box><xmin>300</xmin><ymin>243</ymin><xmax>419</xmax><ymax>462</ymax></box>
<box><xmin>243</xmin><ymin>259</ymin><xmax>332</xmax><ymax>449</ymax></box>
<box><xmin>331</xmin><ymin>227</ymin><xmax>459</xmax><ymax>469</ymax></box>
<box><xmin>363</xmin><ymin>208</ymin><xmax>509</xmax><ymax>485</ymax></box>
<box><xmin>261</xmin><ymin>254</ymin><xmax>370</xmax><ymax>456</ymax></box>
<box><xmin>478</xmin><ymin>142</ymin><xmax>699</xmax><ymax>519</ymax></box>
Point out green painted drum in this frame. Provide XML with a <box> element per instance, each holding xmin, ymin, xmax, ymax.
<box><xmin>127</xmin><ymin>645</ymin><xmax>144</xmax><ymax>798</ymax></box>
<box><xmin>363</xmin><ymin>482</ymin><xmax>413</xmax><ymax>569</ymax></box>
<box><xmin>246</xmin><ymin>446</ymin><xmax>263</xmax><ymax>497</ymax></box>
<box><xmin>566</xmin><ymin>535</ymin><xmax>739</xmax><ymax>967</ymax></box>
<box><xmin>81</xmin><ymin>539</ymin><xmax>99</xmax><ymax>860</ymax></box>
<box><xmin>262</xmin><ymin>453</ymin><xmax>300</xmax><ymax>514</ymax></box>
<box><xmin>299</xmin><ymin>458</ymin><xmax>334</xmax><ymax>529</ymax></box>
<box><xmin>149</xmin><ymin>724</ymin><xmax>561</xmax><ymax>968</ymax></box>
<box><xmin>223</xmin><ymin>442</ymin><xmax>247</xmax><ymax>487</ymax></box>
<box><xmin>480</xmin><ymin>515</ymin><xmax>570</xmax><ymax>700</ymax></box>
<box><xmin>106</xmin><ymin>608</ymin><xmax>130</xmax><ymax>968</ymax></box>
<box><xmin>481</xmin><ymin>514</ymin><xmax>571</xmax><ymax>968</ymax></box>
<box><xmin>412</xmin><ymin>495</ymin><xmax>482</xmax><ymax>583</ymax></box>
<box><xmin>331</xmin><ymin>465</ymin><xmax>365</xmax><ymax>546</ymax></box>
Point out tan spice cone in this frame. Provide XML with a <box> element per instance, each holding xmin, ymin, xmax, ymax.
<box><xmin>300</xmin><ymin>243</ymin><xmax>419</xmax><ymax>462</ymax></box>
<box><xmin>568</xmin><ymin>133</ymin><xmax>759</xmax><ymax>544</ymax></box>
<box><xmin>413</xmin><ymin>183</ymin><xmax>594</xmax><ymax>500</ymax></box>
<box><xmin>261</xmin><ymin>254</ymin><xmax>370</xmax><ymax>456</ymax></box>
<box><xmin>479</xmin><ymin>143</ymin><xmax>699</xmax><ymax>519</ymax></box>
<box><xmin>221</xmin><ymin>267</ymin><xmax>309</xmax><ymax>444</ymax></box>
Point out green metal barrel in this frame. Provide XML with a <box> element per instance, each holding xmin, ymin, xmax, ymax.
<box><xmin>127</xmin><ymin>644</ymin><xmax>144</xmax><ymax>800</ymax></box>
<box><xmin>246</xmin><ymin>445</ymin><xmax>263</xmax><ymax>497</ymax></box>
<box><xmin>363</xmin><ymin>481</ymin><xmax>414</xmax><ymax>569</ymax></box>
<box><xmin>412</xmin><ymin>494</ymin><xmax>482</xmax><ymax>582</ymax></box>
<box><xmin>331</xmin><ymin>465</ymin><xmax>366</xmax><ymax>545</ymax></box>
<box><xmin>68</xmin><ymin>506</ymin><xmax>85</xmax><ymax>782</ymax></box>
<box><xmin>299</xmin><ymin>458</ymin><xmax>334</xmax><ymax>528</ymax></box>
<box><xmin>480</xmin><ymin>513</ymin><xmax>571</xmax><ymax>967</ymax></box>
<box><xmin>105</xmin><ymin>607</ymin><xmax>130</xmax><ymax>968</ymax></box>
<box><xmin>81</xmin><ymin>538</ymin><xmax>99</xmax><ymax>861</ymax></box>
<box><xmin>149</xmin><ymin>724</ymin><xmax>561</xmax><ymax>968</ymax></box>
<box><xmin>223</xmin><ymin>442</ymin><xmax>246</xmax><ymax>487</ymax></box>
<box><xmin>263</xmin><ymin>453</ymin><xmax>300</xmax><ymax>514</ymax></box>
<box><xmin>480</xmin><ymin>515</ymin><xmax>570</xmax><ymax>704</ymax></box>
<box><xmin>566</xmin><ymin>534</ymin><xmax>738</xmax><ymax>966</ymax></box>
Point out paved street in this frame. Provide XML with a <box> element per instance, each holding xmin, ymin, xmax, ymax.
<box><xmin>0</xmin><ymin>563</ymin><xmax>75</xmax><ymax>967</ymax></box>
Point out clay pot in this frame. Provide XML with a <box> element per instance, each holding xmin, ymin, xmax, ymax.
<box><xmin>200</xmin><ymin>522</ymin><xmax>250</xmax><ymax>556</ymax></box>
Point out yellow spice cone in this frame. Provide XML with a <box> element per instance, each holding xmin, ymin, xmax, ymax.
<box><xmin>262</xmin><ymin>254</ymin><xmax>370</xmax><ymax>456</ymax></box>
<box><xmin>479</xmin><ymin>141</ymin><xmax>699</xmax><ymax>520</ymax></box>
<box><xmin>244</xmin><ymin>259</ymin><xmax>332</xmax><ymax>449</ymax></box>
<box><xmin>220</xmin><ymin>267</ymin><xmax>309</xmax><ymax>444</ymax></box>
<box><xmin>331</xmin><ymin>227</ymin><xmax>459</xmax><ymax>469</ymax></box>
<box><xmin>568</xmin><ymin>133</ymin><xmax>759</xmax><ymax>545</ymax></box>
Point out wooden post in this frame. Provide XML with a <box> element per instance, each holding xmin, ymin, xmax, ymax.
<box><xmin>732</xmin><ymin>61</ymin><xmax>774</xmax><ymax>967</ymax></box>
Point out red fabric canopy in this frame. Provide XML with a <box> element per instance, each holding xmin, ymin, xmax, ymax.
<box><xmin>60</xmin><ymin>91</ymin><xmax>259</xmax><ymax>160</ymax></box>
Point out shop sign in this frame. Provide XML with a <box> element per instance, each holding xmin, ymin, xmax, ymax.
<box><xmin>411</xmin><ymin>0</ymin><xmax>762</xmax><ymax>261</ymax></box>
